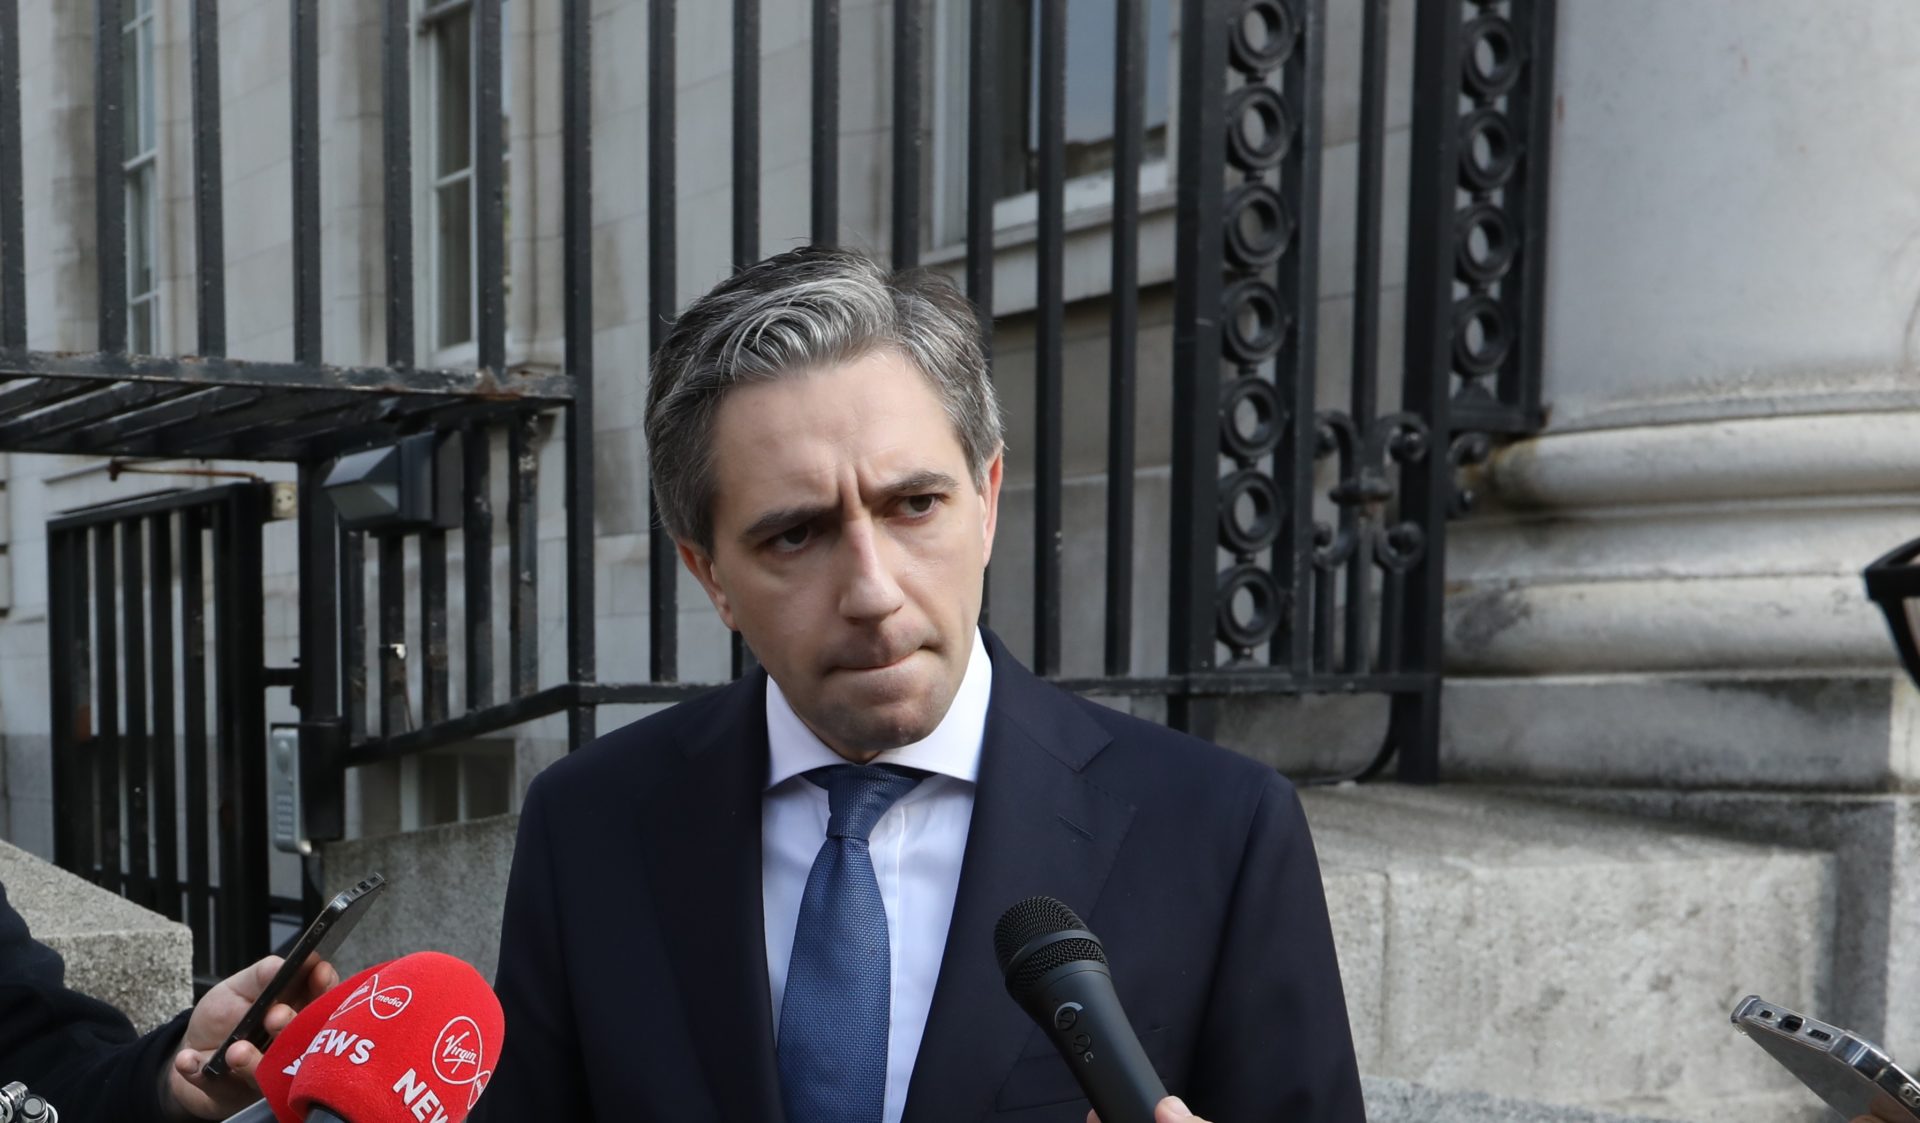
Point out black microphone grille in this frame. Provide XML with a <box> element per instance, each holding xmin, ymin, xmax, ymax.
<box><xmin>993</xmin><ymin>895</ymin><xmax>1109</xmax><ymax>1001</ymax></box>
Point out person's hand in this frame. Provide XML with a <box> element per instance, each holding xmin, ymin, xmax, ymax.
<box><xmin>1088</xmin><ymin>1095</ymin><xmax>1210</xmax><ymax>1123</ymax></box>
<box><xmin>162</xmin><ymin>954</ymin><xmax>341</xmax><ymax>1120</ymax></box>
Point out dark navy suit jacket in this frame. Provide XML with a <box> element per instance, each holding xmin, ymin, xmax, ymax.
<box><xmin>478</xmin><ymin>632</ymin><xmax>1364</xmax><ymax>1121</ymax></box>
<box><xmin>0</xmin><ymin>880</ymin><xmax>189</xmax><ymax>1123</ymax></box>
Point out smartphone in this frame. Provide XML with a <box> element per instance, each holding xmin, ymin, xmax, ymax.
<box><xmin>199</xmin><ymin>873</ymin><xmax>387</xmax><ymax>1078</ymax></box>
<box><xmin>1733</xmin><ymin>995</ymin><xmax>1920</xmax><ymax>1122</ymax></box>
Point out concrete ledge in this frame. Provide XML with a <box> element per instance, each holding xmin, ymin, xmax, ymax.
<box><xmin>1303</xmin><ymin>787</ymin><xmax>1833</xmax><ymax>1116</ymax></box>
<box><xmin>1441</xmin><ymin>673</ymin><xmax>1920</xmax><ymax>791</ymax></box>
<box><xmin>1362</xmin><ymin>1076</ymin><xmax>1820</xmax><ymax>1123</ymax></box>
<box><xmin>0</xmin><ymin>838</ymin><xmax>190</xmax><ymax>1034</ymax></box>
<box><xmin>321</xmin><ymin>813</ymin><xmax>518</xmax><ymax>982</ymax></box>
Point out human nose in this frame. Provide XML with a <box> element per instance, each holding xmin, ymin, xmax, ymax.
<box><xmin>835</xmin><ymin>519</ymin><xmax>906</xmax><ymax>622</ymax></box>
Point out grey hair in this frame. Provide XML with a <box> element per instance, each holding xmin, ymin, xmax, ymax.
<box><xmin>644</xmin><ymin>244</ymin><xmax>1003</xmax><ymax>553</ymax></box>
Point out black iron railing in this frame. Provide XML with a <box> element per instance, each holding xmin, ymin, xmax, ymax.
<box><xmin>27</xmin><ymin>0</ymin><xmax>1557</xmax><ymax>979</ymax></box>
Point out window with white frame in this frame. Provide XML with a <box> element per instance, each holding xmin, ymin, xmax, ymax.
<box><xmin>123</xmin><ymin>0</ymin><xmax>159</xmax><ymax>352</ymax></box>
<box><xmin>933</xmin><ymin>0</ymin><xmax>1174</xmax><ymax>245</ymax></box>
<box><xmin>418</xmin><ymin>0</ymin><xmax>511</xmax><ymax>362</ymax></box>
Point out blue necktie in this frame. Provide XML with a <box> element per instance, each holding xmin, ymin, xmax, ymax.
<box><xmin>778</xmin><ymin>764</ymin><xmax>922</xmax><ymax>1123</ymax></box>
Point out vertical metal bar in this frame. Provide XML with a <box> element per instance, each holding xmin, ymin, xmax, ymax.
<box><xmin>476</xmin><ymin>0</ymin><xmax>506</xmax><ymax>376</ymax></box>
<box><xmin>0</xmin><ymin>0</ymin><xmax>24</xmax><ymax>348</ymax></box>
<box><xmin>463</xmin><ymin>428</ymin><xmax>494</xmax><ymax>708</ymax></box>
<box><xmin>421</xmin><ymin>527</ymin><xmax>449</xmax><ymax>723</ymax></box>
<box><xmin>340</xmin><ymin>530</ymin><xmax>366</xmax><ymax>739</ymax></box>
<box><xmin>91</xmin><ymin>526</ymin><xmax>121</xmax><ymax>890</ymax></box>
<box><xmin>649</xmin><ymin>0</ymin><xmax>679</xmax><ymax>682</ymax></box>
<box><xmin>508</xmin><ymin>414</ymin><xmax>538</xmax><ymax>697</ymax></box>
<box><xmin>1032</xmin><ymin>0</ymin><xmax>1065</xmax><ymax>677</ymax></box>
<box><xmin>890</xmin><ymin>0</ymin><xmax>923</xmax><ymax>268</ymax></box>
<box><xmin>378</xmin><ymin>534</ymin><xmax>408</xmax><ymax>737</ymax></box>
<box><xmin>1275</xmin><ymin>0</ymin><xmax>1326</xmax><ymax>676</ymax></box>
<box><xmin>963</xmin><ymin>0</ymin><xmax>995</xmax><ymax>354</ymax></box>
<box><xmin>1344</xmin><ymin>0</ymin><xmax>1388</xmax><ymax>675</ymax></box>
<box><xmin>181</xmin><ymin>509</ymin><xmax>210</xmax><ymax>978</ymax></box>
<box><xmin>296</xmin><ymin>466</ymin><xmax>340</xmax><ymax>726</ymax></box>
<box><xmin>94</xmin><ymin>0</ymin><xmax>126</xmax><ymax>353</ymax></box>
<box><xmin>733</xmin><ymin>0</ymin><xmax>760</xmax><ymax>269</ymax></box>
<box><xmin>47</xmin><ymin>531</ymin><xmax>77</xmax><ymax>872</ymax></box>
<box><xmin>1104</xmin><ymin>0</ymin><xmax>1143</xmax><ymax>677</ymax></box>
<box><xmin>1505</xmin><ymin>0</ymin><xmax>1555</xmax><ymax>427</ymax></box>
<box><xmin>291</xmin><ymin>0</ymin><xmax>320</xmax><ymax>364</ymax></box>
<box><xmin>1313</xmin><ymin>564</ymin><xmax>1336</xmax><ymax>671</ymax></box>
<box><xmin>383</xmin><ymin>0</ymin><xmax>414</xmax><ymax>366</ymax></box>
<box><xmin>964</xmin><ymin>0</ymin><xmax>997</xmax><ymax>628</ymax></box>
<box><xmin>149</xmin><ymin>512</ymin><xmax>179</xmax><ymax>921</ymax></box>
<box><xmin>214</xmin><ymin>490</ymin><xmax>270</xmax><ymax>971</ymax></box>
<box><xmin>120</xmin><ymin>518</ymin><xmax>151</xmax><ymax>909</ymax></box>
<box><xmin>1395</xmin><ymin>0</ymin><xmax>1470</xmax><ymax>784</ymax></box>
<box><xmin>563</xmin><ymin>0</ymin><xmax>597</xmax><ymax>745</ymax></box>
<box><xmin>810</xmin><ymin>0</ymin><xmax>839</xmax><ymax>243</ymax></box>
<box><xmin>189</xmin><ymin>0</ymin><xmax>226</xmax><ymax>356</ymax></box>
<box><xmin>1167</xmin><ymin>0</ymin><xmax>1232</xmax><ymax>738</ymax></box>
<box><xmin>1377</xmin><ymin>566</ymin><xmax>1405</xmax><ymax>672</ymax></box>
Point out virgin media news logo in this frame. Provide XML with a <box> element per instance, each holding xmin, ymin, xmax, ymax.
<box><xmin>330</xmin><ymin>973</ymin><xmax>414</xmax><ymax>1021</ymax></box>
<box><xmin>432</xmin><ymin>1016</ymin><xmax>486</xmax><ymax>1086</ymax></box>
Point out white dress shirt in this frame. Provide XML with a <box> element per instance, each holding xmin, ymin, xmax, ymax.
<box><xmin>763</xmin><ymin>629</ymin><xmax>990</xmax><ymax>1123</ymax></box>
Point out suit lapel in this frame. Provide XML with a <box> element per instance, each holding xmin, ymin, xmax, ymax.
<box><xmin>635</xmin><ymin>671</ymin><xmax>786</xmax><ymax>1123</ymax></box>
<box><xmin>902</xmin><ymin>633</ymin><xmax>1136</xmax><ymax>1123</ymax></box>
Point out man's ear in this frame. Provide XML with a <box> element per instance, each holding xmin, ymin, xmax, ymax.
<box><xmin>676</xmin><ymin>539</ymin><xmax>736</xmax><ymax>632</ymax></box>
<box><xmin>978</xmin><ymin>448</ymin><xmax>1004</xmax><ymax>567</ymax></box>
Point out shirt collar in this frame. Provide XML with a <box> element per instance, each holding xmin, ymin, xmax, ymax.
<box><xmin>764</xmin><ymin>628</ymin><xmax>992</xmax><ymax>790</ymax></box>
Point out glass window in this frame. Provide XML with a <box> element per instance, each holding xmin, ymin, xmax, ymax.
<box><xmin>122</xmin><ymin>0</ymin><xmax>158</xmax><ymax>352</ymax></box>
<box><xmin>421</xmin><ymin>0</ymin><xmax>510</xmax><ymax>357</ymax></box>
<box><xmin>994</xmin><ymin>0</ymin><xmax>1172</xmax><ymax>201</ymax></box>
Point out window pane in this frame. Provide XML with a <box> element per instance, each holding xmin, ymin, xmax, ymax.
<box><xmin>127</xmin><ymin>165</ymin><xmax>154</xmax><ymax>296</ymax></box>
<box><xmin>997</xmin><ymin>0</ymin><xmax>1173</xmax><ymax>200</ymax></box>
<box><xmin>129</xmin><ymin>300</ymin><xmax>152</xmax><ymax>353</ymax></box>
<box><xmin>462</xmin><ymin>751</ymin><xmax>512</xmax><ymax>820</ymax></box>
<box><xmin>437</xmin><ymin>11</ymin><xmax>472</xmax><ymax>178</ymax></box>
<box><xmin>418</xmin><ymin>753</ymin><xmax>461</xmax><ymax>827</ymax></box>
<box><xmin>121</xmin><ymin>26</ymin><xmax>138</xmax><ymax>158</ymax></box>
<box><xmin>437</xmin><ymin>181</ymin><xmax>473</xmax><ymax>348</ymax></box>
<box><xmin>137</xmin><ymin>20</ymin><xmax>156</xmax><ymax>154</ymax></box>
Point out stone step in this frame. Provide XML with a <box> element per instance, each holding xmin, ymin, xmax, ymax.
<box><xmin>0</xmin><ymin>838</ymin><xmax>191</xmax><ymax>1033</ymax></box>
<box><xmin>1305</xmin><ymin>786</ymin><xmax>1835</xmax><ymax>1122</ymax></box>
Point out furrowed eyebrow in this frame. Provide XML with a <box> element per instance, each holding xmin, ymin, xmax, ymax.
<box><xmin>736</xmin><ymin>471</ymin><xmax>960</xmax><ymax>545</ymax></box>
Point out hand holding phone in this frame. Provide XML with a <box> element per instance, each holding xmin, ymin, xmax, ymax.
<box><xmin>199</xmin><ymin>874</ymin><xmax>387</xmax><ymax>1079</ymax></box>
<box><xmin>1733</xmin><ymin>995</ymin><xmax>1920</xmax><ymax>1123</ymax></box>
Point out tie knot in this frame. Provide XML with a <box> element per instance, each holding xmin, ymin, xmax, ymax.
<box><xmin>811</xmin><ymin>764</ymin><xmax>922</xmax><ymax>841</ymax></box>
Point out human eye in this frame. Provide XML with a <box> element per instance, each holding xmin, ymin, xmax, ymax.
<box><xmin>768</xmin><ymin>523</ymin><xmax>813</xmax><ymax>553</ymax></box>
<box><xmin>899</xmin><ymin>494</ymin><xmax>940</xmax><ymax>518</ymax></box>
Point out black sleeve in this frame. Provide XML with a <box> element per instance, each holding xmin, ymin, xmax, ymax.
<box><xmin>470</xmin><ymin>774</ymin><xmax>592</xmax><ymax>1121</ymax></box>
<box><xmin>1184</xmin><ymin>773</ymin><xmax>1367</xmax><ymax>1122</ymax></box>
<box><xmin>0</xmin><ymin>879</ymin><xmax>188</xmax><ymax>1123</ymax></box>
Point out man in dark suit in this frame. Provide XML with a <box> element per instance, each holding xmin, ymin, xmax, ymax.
<box><xmin>0</xmin><ymin>879</ymin><xmax>338</xmax><ymax>1121</ymax></box>
<box><xmin>479</xmin><ymin>246</ymin><xmax>1363</xmax><ymax>1122</ymax></box>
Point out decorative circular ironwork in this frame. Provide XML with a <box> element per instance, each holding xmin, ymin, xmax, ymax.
<box><xmin>1226</xmin><ymin>84</ymin><xmax>1292</xmax><ymax>171</ymax></box>
<box><xmin>1220</xmin><ymin>375</ymin><xmax>1285</xmax><ymax>460</ymax></box>
<box><xmin>1222</xmin><ymin>279</ymin><xmax>1291</xmax><ymax>364</ymax></box>
<box><xmin>1451</xmin><ymin>294</ymin><xmax>1509</xmax><ymax>378</ymax></box>
<box><xmin>1460</xmin><ymin>14</ymin><xmax>1521</xmax><ymax>100</ymax></box>
<box><xmin>1229</xmin><ymin>0</ymin><xmax>1296</xmax><ymax>76</ymax></box>
<box><xmin>1217</xmin><ymin>469</ymin><xmax>1284</xmax><ymax>554</ymax></box>
<box><xmin>1224</xmin><ymin>182</ymin><xmax>1295</xmax><ymax>270</ymax></box>
<box><xmin>1458</xmin><ymin>108</ymin><xmax>1519</xmax><ymax>192</ymax></box>
<box><xmin>1375</xmin><ymin>521</ymin><xmax>1427</xmax><ymax>572</ymax></box>
<box><xmin>1454</xmin><ymin>201</ymin><xmax>1516</xmax><ymax>286</ymax></box>
<box><xmin>1216</xmin><ymin>563</ymin><xmax>1283</xmax><ymax>650</ymax></box>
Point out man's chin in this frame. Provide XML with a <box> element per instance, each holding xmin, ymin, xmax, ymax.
<box><xmin>814</xmin><ymin>700</ymin><xmax>941</xmax><ymax>759</ymax></box>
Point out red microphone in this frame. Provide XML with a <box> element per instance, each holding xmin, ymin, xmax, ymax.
<box><xmin>221</xmin><ymin>963</ymin><xmax>388</xmax><ymax>1123</ymax></box>
<box><xmin>237</xmin><ymin>952</ymin><xmax>504</xmax><ymax>1123</ymax></box>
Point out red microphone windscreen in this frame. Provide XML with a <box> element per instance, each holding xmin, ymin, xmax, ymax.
<box><xmin>286</xmin><ymin>951</ymin><xmax>505</xmax><ymax>1123</ymax></box>
<box><xmin>255</xmin><ymin>962</ymin><xmax>389</xmax><ymax>1123</ymax></box>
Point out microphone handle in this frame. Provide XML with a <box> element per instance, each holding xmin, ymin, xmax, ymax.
<box><xmin>305</xmin><ymin>1109</ymin><xmax>350</xmax><ymax>1123</ymax></box>
<box><xmin>217</xmin><ymin>1100</ymin><xmax>278</xmax><ymax>1123</ymax></box>
<box><xmin>1028</xmin><ymin>961</ymin><xmax>1168</xmax><ymax>1123</ymax></box>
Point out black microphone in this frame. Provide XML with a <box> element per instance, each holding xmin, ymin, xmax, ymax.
<box><xmin>994</xmin><ymin>896</ymin><xmax>1169</xmax><ymax>1123</ymax></box>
